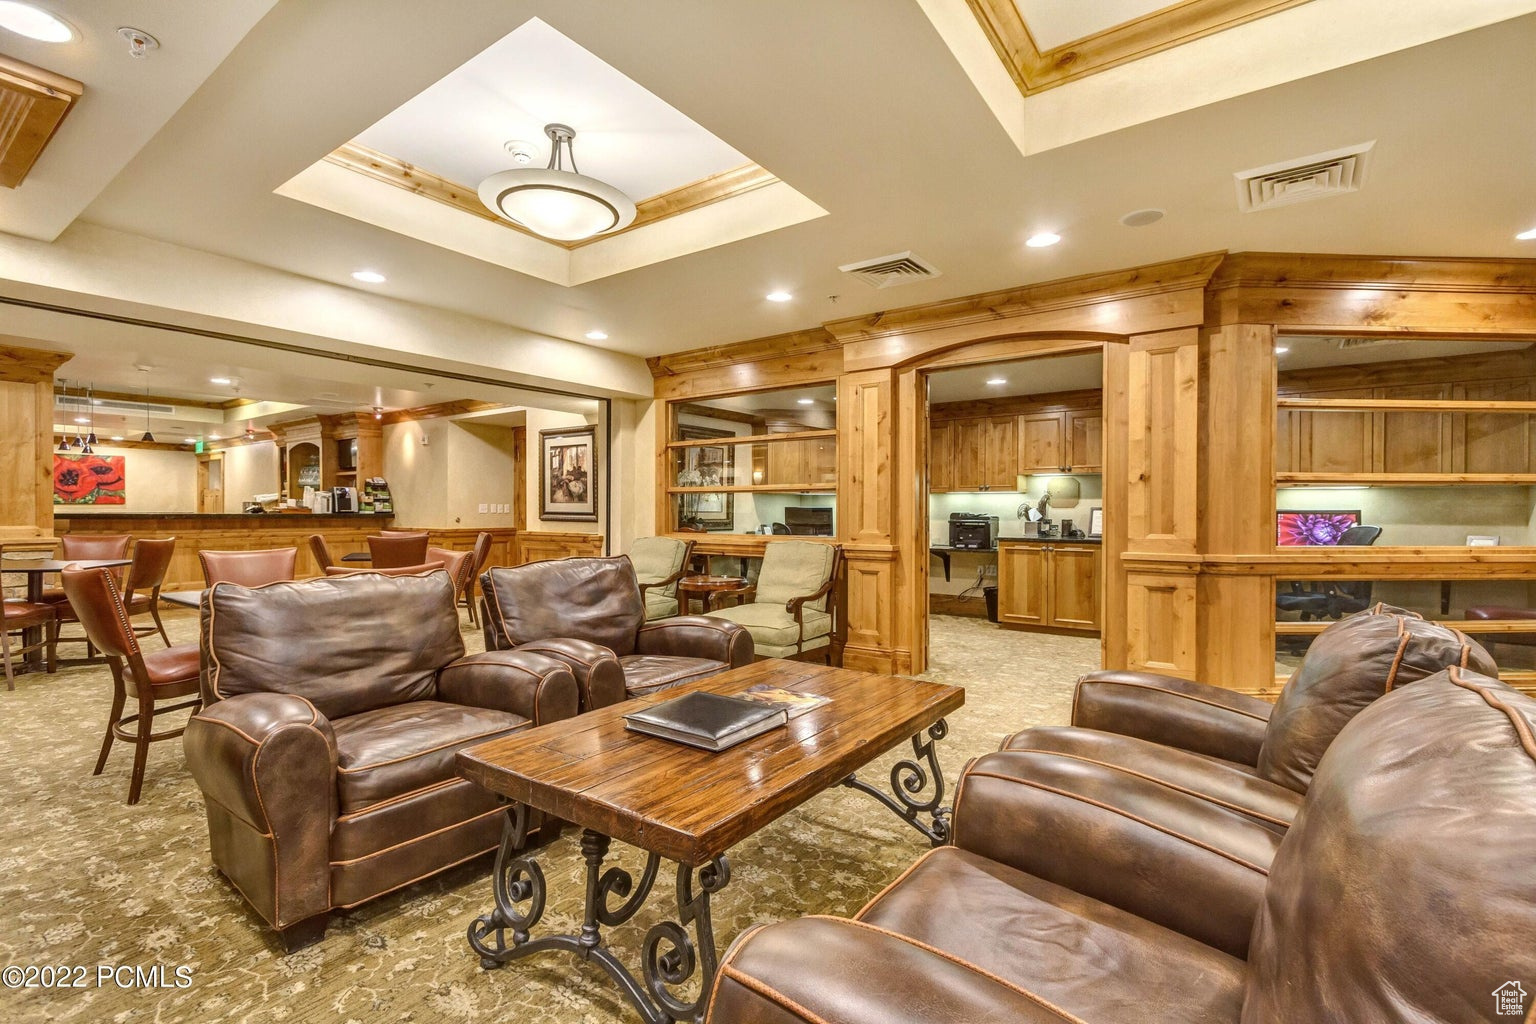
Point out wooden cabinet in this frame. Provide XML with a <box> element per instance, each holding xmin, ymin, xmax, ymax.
<box><xmin>1377</xmin><ymin>383</ymin><xmax>1451</xmax><ymax>473</ymax></box>
<box><xmin>951</xmin><ymin>418</ymin><xmax>985</xmax><ymax>490</ymax></box>
<box><xmin>929</xmin><ymin>394</ymin><xmax>1101</xmax><ymax>490</ymax></box>
<box><xmin>929</xmin><ymin>422</ymin><xmax>953</xmax><ymax>492</ymax></box>
<box><xmin>997</xmin><ymin>541</ymin><xmax>1101</xmax><ymax>633</ymax></box>
<box><xmin>1065</xmin><ymin>412</ymin><xmax>1103</xmax><ymax>471</ymax></box>
<box><xmin>984</xmin><ymin>416</ymin><xmax>1018</xmax><ymax>489</ymax></box>
<box><xmin>1018</xmin><ymin>414</ymin><xmax>1064</xmax><ymax>473</ymax></box>
<box><xmin>763</xmin><ymin>437</ymin><xmax>836</xmax><ymax>487</ymax></box>
<box><xmin>1460</xmin><ymin>380</ymin><xmax>1533</xmax><ymax>473</ymax></box>
<box><xmin>937</xmin><ymin>415</ymin><xmax>1018</xmax><ymax>491</ymax></box>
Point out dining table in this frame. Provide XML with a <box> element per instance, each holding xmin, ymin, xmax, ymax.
<box><xmin>1</xmin><ymin>556</ymin><xmax>132</xmax><ymax>672</ymax></box>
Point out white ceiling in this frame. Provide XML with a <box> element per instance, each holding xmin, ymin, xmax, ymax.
<box><xmin>0</xmin><ymin>0</ymin><xmax>1532</xmax><ymax>372</ymax></box>
<box><xmin>1012</xmin><ymin>0</ymin><xmax>1175</xmax><ymax>51</ymax></box>
<box><xmin>353</xmin><ymin>17</ymin><xmax>749</xmax><ymax>201</ymax></box>
<box><xmin>929</xmin><ymin>351</ymin><xmax>1103</xmax><ymax>403</ymax></box>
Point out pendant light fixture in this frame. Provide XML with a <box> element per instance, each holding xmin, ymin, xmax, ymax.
<box><xmin>53</xmin><ymin>376</ymin><xmax>69</xmax><ymax>451</ymax></box>
<box><xmin>67</xmin><ymin>379</ymin><xmax>84</xmax><ymax>448</ymax></box>
<box><xmin>139</xmin><ymin>369</ymin><xmax>155</xmax><ymax>443</ymax></box>
<box><xmin>83</xmin><ymin>382</ymin><xmax>97</xmax><ymax>449</ymax></box>
<box><xmin>477</xmin><ymin>123</ymin><xmax>636</xmax><ymax>242</ymax></box>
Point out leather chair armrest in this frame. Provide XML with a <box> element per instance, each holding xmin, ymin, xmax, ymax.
<box><xmin>636</xmin><ymin>616</ymin><xmax>754</xmax><ymax>668</ymax></box>
<box><xmin>637</xmin><ymin>564</ymin><xmax>690</xmax><ymax>597</ymax></box>
<box><xmin>706</xmin><ymin>917</ymin><xmax>1067</xmax><ymax>1024</ymax></box>
<box><xmin>182</xmin><ymin>692</ymin><xmax>336</xmax><ymax>928</ymax></box>
<box><xmin>1069</xmin><ymin>670</ymin><xmax>1272</xmax><ymax>767</ymax></box>
<box><xmin>514</xmin><ymin>638</ymin><xmax>627</xmax><ymax>711</ymax></box>
<box><xmin>951</xmin><ymin>750</ymin><xmax>1278</xmax><ymax>959</ymax></box>
<box><xmin>437</xmin><ymin>650</ymin><xmax>579</xmax><ymax>726</ymax></box>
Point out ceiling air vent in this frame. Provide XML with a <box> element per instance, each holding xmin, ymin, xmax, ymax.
<box><xmin>1336</xmin><ymin>337</ymin><xmax>1386</xmax><ymax>351</ymax></box>
<box><xmin>838</xmin><ymin>251</ymin><xmax>941</xmax><ymax>289</ymax></box>
<box><xmin>1234</xmin><ymin>141</ymin><xmax>1374</xmax><ymax>213</ymax></box>
<box><xmin>56</xmin><ymin>396</ymin><xmax>178</xmax><ymax>416</ymax></box>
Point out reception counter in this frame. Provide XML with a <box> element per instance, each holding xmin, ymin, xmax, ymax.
<box><xmin>51</xmin><ymin>513</ymin><xmax>604</xmax><ymax>592</ymax></box>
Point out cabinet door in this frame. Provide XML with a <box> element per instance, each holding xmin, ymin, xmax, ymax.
<box><xmin>951</xmin><ymin>418</ymin><xmax>986</xmax><ymax>491</ymax></box>
<box><xmin>764</xmin><ymin>438</ymin><xmax>806</xmax><ymax>486</ymax></box>
<box><xmin>1047</xmin><ymin>546</ymin><xmax>1100</xmax><ymax>630</ymax></box>
<box><xmin>1065</xmin><ymin>412</ymin><xmax>1103</xmax><ymax>471</ymax></box>
<box><xmin>1292</xmin><ymin>388</ymin><xmax>1373</xmax><ymax>474</ymax></box>
<box><xmin>1018</xmin><ymin>413</ymin><xmax>1065</xmax><ymax>473</ymax></box>
<box><xmin>929</xmin><ymin>422</ymin><xmax>953</xmax><ymax>492</ymax></box>
<box><xmin>997</xmin><ymin>544</ymin><xmax>1047</xmax><ymax>626</ymax></box>
<box><xmin>809</xmin><ymin>438</ymin><xmax>837</xmax><ymax>486</ymax></box>
<box><xmin>1460</xmin><ymin>380</ymin><xmax>1532</xmax><ymax>473</ymax></box>
<box><xmin>1377</xmin><ymin>384</ymin><xmax>1451</xmax><ymax>473</ymax></box>
<box><xmin>985</xmin><ymin>415</ymin><xmax>1018</xmax><ymax>489</ymax></box>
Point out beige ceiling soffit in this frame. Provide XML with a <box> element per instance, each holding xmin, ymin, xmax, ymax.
<box><xmin>966</xmin><ymin>0</ymin><xmax>1313</xmax><ymax>95</ymax></box>
<box><xmin>324</xmin><ymin>142</ymin><xmax>778</xmax><ymax>251</ymax></box>
<box><xmin>0</xmin><ymin>55</ymin><xmax>83</xmax><ymax>189</ymax></box>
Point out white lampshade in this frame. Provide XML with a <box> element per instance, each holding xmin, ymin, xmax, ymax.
<box><xmin>478</xmin><ymin>168</ymin><xmax>636</xmax><ymax>242</ymax></box>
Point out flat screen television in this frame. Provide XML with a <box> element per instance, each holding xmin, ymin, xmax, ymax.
<box><xmin>1277</xmin><ymin>509</ymin><xmax>1361</xmax><ymax>546</ymax></box>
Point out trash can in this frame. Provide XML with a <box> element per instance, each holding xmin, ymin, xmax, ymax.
<box><xmin>983</xmin><ymin>585</ymin><xmax>999</xmax><ymax>623</ymax></box>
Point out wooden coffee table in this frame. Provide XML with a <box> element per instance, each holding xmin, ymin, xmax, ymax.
<box><xmin>457</xmin><ymin>660</ymin><xmax>964</xmax><ymax>1024</ymax></box>
<box><xmin>674</xmin><ymin>573</ymin><xmax>750</xmax><ymax>613</ymax></box>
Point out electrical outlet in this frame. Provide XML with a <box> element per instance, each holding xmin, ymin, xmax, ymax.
<box><xmin>983</xmin><ymin>565</ymin><xmax>998</xmax><ymax>577</ymax></box>
<box><xmin>478</xmin><ymin>503</ymin><xmax>488</xmax><ymax>514</ymax></box>
<box><xmin>498</xmin><ymin>503</ymin><xmax>509</xmax><ymax>513</ymax></box>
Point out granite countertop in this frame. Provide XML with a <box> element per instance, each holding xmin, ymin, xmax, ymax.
<box><xmin>55</xmin><ymin>511</ymin><xmax>394</xmax><ymax>519</ymax></box>
<box><xmin>997</xmin><ymin>535</ymin><xmax>1102</xmax><ymax>545</ymax></box>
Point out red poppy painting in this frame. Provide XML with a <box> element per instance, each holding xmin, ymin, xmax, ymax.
<box><xmin>54</xmin><ymin>454</ymin><xmax>126</xmax><ymax>505</ymax></box>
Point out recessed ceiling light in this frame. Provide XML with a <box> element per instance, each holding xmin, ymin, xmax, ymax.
<box><xmin>1025</xmin><ymin>233</ymin><xmax>1061</xmax><ymax>248</ymax></box>
<box><xmin>986</xmin><ymin>377</ymin><xmax>1007</xmax><ymax>386</ymax></box>
<box><xmin>352</xmin><ymin>269</ymin><xmax>387</xmax><ymax>284</ymax></box>
<box><xmin>585</xmin><ymin>330</ymin><xmax>608</xmax><ymax>341</ymax></box>
<box><xmin>1120</xmin><ymin>209</ymin><xmax>1165</xmax><ymax>227</ymax></box>
<box><xmin>0</xmin><ymin>2</ymin><xmax>77</xmax><ymax>43</ymax></box>
<box><xmin>209</xmin><ymin>376</ymin><xmax>232</xmax><ymax>385</ymax></box>
<box><xmin>765</xmin><ymin>291</ymin><xmax>793</xmax><ymax>302</ymax></box>
<box><xmin>209</xmin><ymin>434</ymin><xmax>221</xmax><ymax>440</ymax></box>
<box><xmin>797</xmin><ymin>398</ymin><xmax>815</xmax><ymax>405</ymax></box>
<box><xmin>73</xmin><ymin>416</ymin><xmax>88</xmax><ymax>424</ymax></box>
<box><xmin>110</xmin><ymin>436</ymin><xmax>123</xmax><ymax>442</ymax></box>
<box><xmin>1275</xmin><ymin>345</ymin><xmax>1290</xmax><ymax>354</ymax></box>
<box><xmin>183</xmin><ymin>438</ymin><xmax>197</xmax><ymax>444</ymax></box>
<box><xmin>1517</xmin><ymin>228</ymin><xmax>1536</xmax><ymax>241</ymax></box>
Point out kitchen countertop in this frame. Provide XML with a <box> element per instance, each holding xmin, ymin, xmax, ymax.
<box><xmin>54</xmin><ymin>511</ymin><xmax>394</xmax><ymax>519</ymax></box>
<box><xmin>998</xmin><ymin>535</ymin><xmax>1101</xmax><ymax>545</ymax></box>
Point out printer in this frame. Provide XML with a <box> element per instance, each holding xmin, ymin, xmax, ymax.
<box><xmin>948</xmin><ymin>512</ymin><xmax>999</xmax><ymax>550</ymax></box>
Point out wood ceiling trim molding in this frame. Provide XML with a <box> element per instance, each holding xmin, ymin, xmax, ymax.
<box><xmin>376</xmin><ymin>398</ymin><xmax>503</xmax><ymax>425</ymax></box>
<box><xmin>966</xmin><ymin>0</ymin><xmax>1314</xmax><ymax>95</ymax></box>
<box><xmin>56</xmin><ymin>386</ymin><xmax>232</xmax><ymax>411</ymax></box>
<box><xmin>0</xmin><ymin>54</ymin><xmax>83</xmax><ymax>189</ymax></box>
<box><xmin>325</xmin><ymin>142</ymin><xmax>779</xmax><ymax>251</ymax></box>
<box><xmin>0</xmin><ymin>340</ymin><xmax>70</xmax><ymax>383</ymax></box>
<box><xmin>647</xmin><ymin>327</ymin><xmax>841</xmax><ymax>379</ymax></box>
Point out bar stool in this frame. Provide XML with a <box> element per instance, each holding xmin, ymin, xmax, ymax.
<box><xmin>2</xmin><ymin>601</ymin><xmax>57</xmax><ymax>689</ymax></box>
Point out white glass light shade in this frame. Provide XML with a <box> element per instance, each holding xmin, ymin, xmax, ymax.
<box><xmin>478</xmin><ymin>168</ymin><xmax>637</xmax><ymax>242</ymax></box>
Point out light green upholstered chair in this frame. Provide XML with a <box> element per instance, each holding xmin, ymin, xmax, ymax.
<box><xmin>627</xmin><ymin>536</ymin><xmax>694</xmax><ymax>620</ymax></box>
<box><xmin>706</xmin><ymin>541</ymin><xmax>841</xmax><ymax>663</ymax></box>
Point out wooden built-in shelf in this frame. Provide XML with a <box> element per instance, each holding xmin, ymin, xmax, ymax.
<box><xmin>665</xmin><ymin>429</ymin><xmax>837</xmax><ymax>450</ymax></box>
<box><xmin>1276</xmin><ymin>473</ymin><xmax>1536</xmax><ymax>486</ymax></box>
<box><xmin>1276</xmin><ymin>398</ymin><xmax>1536</xmax><ymax>412</ymax></box>
<box><xmin>666</xmin><ymin>484</ymin><xmax>836</xmax><ymax>494</ymax></box>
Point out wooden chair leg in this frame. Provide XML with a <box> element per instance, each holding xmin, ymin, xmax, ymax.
<box><xmin>466</xmin><ymin>589</ymin><xmax>478</xmax><ymax>626</ymax></box>
<box><xmin>1</xmin><ymin>627</ymin><xmax>14</xmax><ymax>692</ymax></box>
<box><xmin>96</xmin><ymin>680</ymin><xmax>126</xmax><ymax>776</ymax></box>
<box><xmin>148</xmin><ymin>603</ymin><xmax>171</xmax><ymax>647</ymax></box>
<box><xmin>127</xmin><ymin>701</ymin><xmax>153</xmax><ymax>805</ymax></box>
<box><xmin>46</xmin><ymin>616</ymin><xmax>58</xmax><ymax>673</ymax></box>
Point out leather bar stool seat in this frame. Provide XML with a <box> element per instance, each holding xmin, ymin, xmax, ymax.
<box><xmin>124</xmin><ymin>644</ymin><xmax>201</xmax><ymax>689</ymax></box>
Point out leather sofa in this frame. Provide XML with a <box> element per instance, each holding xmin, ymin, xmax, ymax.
<box><xmin>705</xmin><ymin>666</ymin><xmax>1536</xmax><ymax>1023</ymax></box>
<box><xmin>481</xmin><ymin>555</ymin><xmax>753</xmax><ymax>710</ymax></box>
<box><xmin>183</xmin><ymin>571</ymin><xmax>578</xmax><ymax>950</ymax></box>
<box><xmin>1001</xmin><ymin>604</ymin><xmax>1495</xmax><ymax>834</ymax></box>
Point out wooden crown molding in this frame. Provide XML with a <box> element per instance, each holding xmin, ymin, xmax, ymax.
<box><xmin>1210</xmin><ymin>252</ymin><xmax>1536</xmax><ymax>294</ymax></box>
<box><xmin>326</xmin><ymin>142</ymin><xmax>778</xmax><ymax>252</ymax></box>
<box><xmin>0</xmin><ymin>340</ymin><xmax>69</xmax><ymax>383</ymax></box>
<box><xmin>377</xmin><ymin>399</ymin><xmax>502</xmax><ymax>425</ymax></box>
<box><xmin>648</xmin><ymin>327</ymin><xmax>840</xmax><ymax>379</ymax></box>
<box><xmin>966</xmin><ymin>0</ymin><xmax>1312</xmax><ymax>96</ymax></box>
<box><xmin>0</xmin><ymin>54</ymin><xmax>82</xmax><ymax>189</ymax></box>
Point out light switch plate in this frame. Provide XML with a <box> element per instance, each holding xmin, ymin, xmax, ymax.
<box><xmin>478</xmin><ymin>503</ymin><xmax>488</xmax><ymax>513</ymax></box>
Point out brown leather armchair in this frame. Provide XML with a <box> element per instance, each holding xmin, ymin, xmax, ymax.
<box><xmin>183</xmin><ymin>571</ymin><xmax>579</xmax><ymax>950</ymax></box>
<box><xmin>706</xmin><ymin>668</ymin><xmax>1536</xmax><ymax>1024</ymax></box>
<box><xmin>998</xmin><ymin>603</ymin><xmax>1495</xmax><ymax>837</ymax></box>
<box><xmin>481</xmin><ymin>555</ymin><xmax>753</xmax><ymax>711</ymax></box>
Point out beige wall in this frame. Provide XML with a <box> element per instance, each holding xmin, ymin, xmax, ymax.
<box><xmin>383</xmin><ymin>417</ymin><xmax>519</xmax><ymax>528</ymax></box>
<box><xmin>60</xmin><ymin>445</ymin><xmax>196</xmax><ymax>514</ymax></box>
<box><xmin>525</xmin><ymin>407</ymin><xmax>603</xmax><ymax>538</ymax></box>
<box><xmin>611</xmin><ymin>398</ymin><xmax>656</xmax><ymax>551</ymax></box>
<box><xmin>221</xmin><ymin>439</ymin><xmax>281</xmax><ymax>510</ymax></box>
<box><xmin>383</xmin><ymin>418</ymin><xmax>449</xmax><ymax>525</ymax></box>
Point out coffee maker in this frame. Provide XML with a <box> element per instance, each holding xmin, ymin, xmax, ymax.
<box><xmin>330</xmin><ymin>486</ymin><xmax>357</xmax><ymax>513</ymax></box>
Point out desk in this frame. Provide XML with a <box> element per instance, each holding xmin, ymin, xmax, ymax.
<box><xmin>458</xmin><ymin>660</ymin><xmax>963</xmax><ymax>1024</ymax></box>
<box><xmin>1</xmin><ymin>557</ymin><xmax>132</xmax><ymax>671</ymax></box>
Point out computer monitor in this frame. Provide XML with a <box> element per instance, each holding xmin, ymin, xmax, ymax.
<box><xmin>1277</xmin><ymin>509</ymin><xmax>1361</xmax><ymax>546</ymax></box>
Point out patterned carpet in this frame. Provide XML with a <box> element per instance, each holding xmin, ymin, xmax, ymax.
<box><xmin>0</xmin><ymin>612</ymin><xmax>1097</xmax><ymax>1024</ymax></box>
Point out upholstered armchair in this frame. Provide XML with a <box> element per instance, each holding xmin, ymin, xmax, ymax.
<box><xmin>705</xmin><ymin>669</ymin><xmax>1536</xmax><ymax>1024</ymax></box>
<box><xmin>627</xmin><ymin>536</ymin><xmax>693</xmax><ymax>619</ymax></box>
<box><xmin>481</xmin><ymin>555</ymin><xmax>752</xmax><ymax>711</ymax></box>
<box><xmin>705</xmin><ymin>541</ymin><xmax>840</xmax><ymax>662</ymax></box>
<box><xmin>183</xmin><ymin>571</ymin><xmax>578</xmax><ymax>950</ymax></box>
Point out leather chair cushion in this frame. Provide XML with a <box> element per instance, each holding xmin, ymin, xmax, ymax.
<box><xmin>123</xmin><ymin>643</ymin><xmax>201</xmax><ymax>690</ymax></box>
<box><xmin>1247</xmin><ymin>669</ymin><xmax>1536</xmax><ymax>1022</ymax></box>
<box><xmin>1000</xmin><ymin>726</ymin><xmax>1302</xmax><ymax>831</ymax></box>
<box><xmin>1256</xmin><ymin>609</ymin><xmax>1496</xmax><ymax>792</ymax></box>
<box><xmin>857</xmin><ymin>846</ymin><xmax>1246</xmax><ymax>1024</ymax></box>
<box><xmin>617</xmin><ymin>655</ymin><xmax>727</xmax><ymax>697</ymax></box>
<box><xmin>705</xmin><ymin>603</ymin><xmax>831</xmax><ymax>648</ymax></box>
<box><xmin>484</xmin><ymin>556</ymin><xmax>644</xmax><ymax>656</ymax></box>
<box><xmin>332</xmin><ymin>700</ymin><xmax>528</xmax><ymax>814</ymax></box>
<box><xmin>204</xmin><ymin>572</ymin><xmax>464</xmax><ymax>720</ymax></box>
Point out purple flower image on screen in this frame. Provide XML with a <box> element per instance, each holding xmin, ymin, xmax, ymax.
<box><xmin>1277</xmin><ymin>511</ymin><xmax>1361</xmax><ymax>546</ymax></box>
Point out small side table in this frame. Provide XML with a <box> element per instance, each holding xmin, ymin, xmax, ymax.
<box><xmin>676</xmin><ymin>574</ymin><xmax>750</xmax><ymax>614</ymax></box>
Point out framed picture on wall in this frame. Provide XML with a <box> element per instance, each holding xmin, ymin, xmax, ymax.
<box><xmin>677</xmin><ymin>424</ymin><xmax>734</xmax><ymax>530</ymax></box>
<box><xmin>53</xmin><ymin>453</ymin><xmax>126</xmax><ymax>505</ymax></box>
<box><xmin>539</xmin><ymin>426</ymin><xmax>598</xmax><ymax>522</ymax></box>
<box><xmin>1276</xmin><ymin>509</ymin><xmax>1361</xmax><ymax>546</ymax></box>
<box><xmin>1088</xmin><ymin>506</ymin><xmax>1103</xmax><ymax>538</ymax></box>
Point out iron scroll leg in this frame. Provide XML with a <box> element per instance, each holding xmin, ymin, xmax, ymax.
<box><xmin>467</xmin><ymin>808</ymin><xmax>730</xmax><ymax>1024</ymax></box>
<box><xmin>842</xmin><ymin>718</ymin><xmax>952</xmax><ymax>846</ymax></box>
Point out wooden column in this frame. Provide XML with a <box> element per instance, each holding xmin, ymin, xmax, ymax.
<box><xmin>838</xmin><ymin>368</ymin><xmax>905</xmax><ymax>673</ymax></box>
<box><xmin>0</xmin><ymin>341</ymin><xmax>71</xmax><ymax>542</ymax></box>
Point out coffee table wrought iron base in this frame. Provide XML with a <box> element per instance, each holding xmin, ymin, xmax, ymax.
<box><xmin>468</xmin><ymin>803</ymin><xmax>729</xmax><ymax>1024</ymax></box>
<box><xmin>841</xmin><ymin>718</ymin><xmax>952</xmax><ymax>845</ymax></box>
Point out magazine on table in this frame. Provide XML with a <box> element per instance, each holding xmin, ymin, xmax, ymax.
<box><xmin>736</xmin><ymin>684</ymin><xmax>831</xmax><ymax>719</ymax></box>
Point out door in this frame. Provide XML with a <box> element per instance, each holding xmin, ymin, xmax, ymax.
<box><xmin>1065</xmin><ymin>412</ymin><xmax>1103</xmax><ymax>471</ymax></box>
<box><xmin>1048</xmin><ymin>545</ymin><xmax>1100</xmax><ymax>630</ymax></box>
<box><xmin>197</xmin><ymin>453</ymin><xmax>224</xmax><ymax>513</ymax></box>
<box><xmin>997</xmin><ymin>543</ymin><xmax>1047</xmax><ymax>625</ymax></box>
<box><xmin>1018</xmin><ymin>413</ymin><xmax>1065</xmax><ymax>473</ymax></box>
